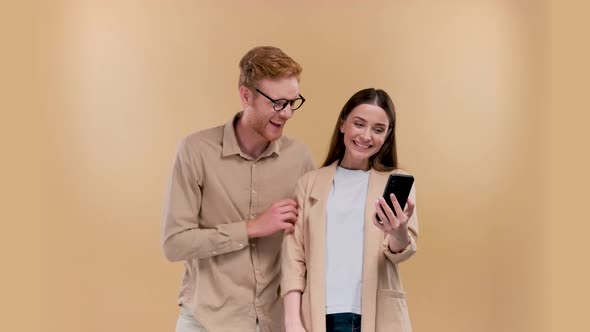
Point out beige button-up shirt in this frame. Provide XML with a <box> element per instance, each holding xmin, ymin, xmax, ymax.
<box><xmin>162</xmin><ymin>114</ymin><xmax>314</xmax><ymax>332</ymax></box>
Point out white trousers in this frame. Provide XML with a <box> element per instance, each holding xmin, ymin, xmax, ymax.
<box><xmin>175</xmin><ymin>305</ymin><xmax>261</xmax><ymax>332</ymax></box>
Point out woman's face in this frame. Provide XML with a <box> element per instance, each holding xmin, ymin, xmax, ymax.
<box><xmin>339</xmin><ymin>103</ymin><xmax>390</xmax><ymax>170</ymax></box>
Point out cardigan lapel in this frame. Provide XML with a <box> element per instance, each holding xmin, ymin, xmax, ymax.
<box><xmin>307</xmin><ymin>162</ymin><xmax>337</xmax><ymax>332</ymax></box>
<box><xmin>360</xmin><ymin>169</ymin><xmax>389</xmax><ymax>332</ymax></box>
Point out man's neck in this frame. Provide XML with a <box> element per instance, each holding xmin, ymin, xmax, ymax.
<box><xmin>234</xmin><ymin>119</ymin><xmax>270</xmax><ymax>160</ymax></box>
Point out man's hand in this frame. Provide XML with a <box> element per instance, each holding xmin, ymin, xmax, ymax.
<box><xmin>246</xmin><ymin>198</ymin><xmax>298</xmax><ymax>238</ymax></box>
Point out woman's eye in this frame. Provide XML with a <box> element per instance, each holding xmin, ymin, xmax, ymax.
<box><xmin>354</xmin><ymin>122</ymin><xmax>364</xmax><ymax>127</ymax></box>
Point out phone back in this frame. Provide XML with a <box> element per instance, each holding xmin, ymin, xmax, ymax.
<box><xmin>382</xmin><ymin>173</ymin><xmax>414</xmax><ymax>215</ymax></box>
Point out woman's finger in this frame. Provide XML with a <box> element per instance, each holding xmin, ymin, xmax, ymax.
<box><xmin>404</xmin><ymin>198</ymin><xmax>415</xmax><ymax>220</ymax></box>
<box><xmin>372</xmin><ymin>216</ymin><xmax>386</xmax><ymax>231</ymax></box>
<box><xmin>389</xmin><ymin>194</ymin><xmax>404</xmax><ymax>223</ymax></box>
<box><xmin>380</xmin><ymin>196</ymin><xmax>398</xmax><ymax>228</ymax></box>
<box><xmin>374</xmin><ymin>200</ymin><xmax>391</xmax><ymax>229</ymax></box>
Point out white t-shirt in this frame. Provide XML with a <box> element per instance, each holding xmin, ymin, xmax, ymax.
<box><xmin>325</xmin><ymin>166</ymin><xmax>370</xmax><ymax>315</ymax></box>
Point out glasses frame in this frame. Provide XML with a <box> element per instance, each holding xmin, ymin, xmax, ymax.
<box><xmin>255</xmin><ymin>88</ymin><xmax>306</xmax><ymax>112</ymax></box>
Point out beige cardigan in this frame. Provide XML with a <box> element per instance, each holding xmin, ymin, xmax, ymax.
<box><xmin>281</xmin><ymin>162</ymin><xmax>419</xmax><ymax>332</ymax></box>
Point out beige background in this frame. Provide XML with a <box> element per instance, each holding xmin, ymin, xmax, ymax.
<box><xmin>1</xmin><ymin>0</ymin><xmax>588</xmax><ymax>331</ymax></box>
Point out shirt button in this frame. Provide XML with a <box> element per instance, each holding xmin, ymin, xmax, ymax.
<box><xmin>211</xmin><ymin>251</ymin><xmax>217</xmax><ymax>255</ymax></box>
<box><xmin>252</xmin><ymin>189</ymin><xmax>256</xmax><ymax>194</ymax></box>
<box><xmin>238</xmin><ymin>244</ymin><xmax>243</xmax><ymax>248</ymax></box>
<box><xmin>253</xmin><ymin>164</ymin><xmax>256</xmax><ymax>168</ymax></box>
<box><xmin>251</xmin><ymin>243</ymin><xmax>256</xmax><ymax>248</ymax></box>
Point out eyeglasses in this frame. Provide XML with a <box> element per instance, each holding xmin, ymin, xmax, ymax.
<box><xmin>255</xmin><ymin>88</ymin><xmax>306</xmax><ymax>112</ymax></box>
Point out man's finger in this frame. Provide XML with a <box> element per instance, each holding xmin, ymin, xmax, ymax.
<box><xmin>280</xmin><ymin>222</ymin><xmax>295</xmax><ymax>232</ymax></box>
<box><xmin>278</xmin><ymin>205</ymin><xmax>298</xmax><ymax>215</ymax></box>
<box><xmin>275</xmin><ymin>198</ymin><xmax>297</xmax><ymax>207</ymax></box>
<box><xmin>282</xmin><ymin>212</ymin><xmax>297</xmax><ymax>223</ymax></box>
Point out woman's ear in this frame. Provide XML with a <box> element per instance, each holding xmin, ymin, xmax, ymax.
<box><xmin>339</xmin><ymin>118</ymin><xmax>345</xmax><ymax>133</ymax></box>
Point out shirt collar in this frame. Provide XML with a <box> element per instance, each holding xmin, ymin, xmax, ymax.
<box><xmin>222</xmin><ymin>112</ymin><xmax>281</xmax><ymax>159</ymax></box>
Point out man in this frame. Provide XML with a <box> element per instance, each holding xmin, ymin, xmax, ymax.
<box><xmin>162</xmin><ymin>46</ymin><xmax>314</xmax><ymax>332</ymax></box>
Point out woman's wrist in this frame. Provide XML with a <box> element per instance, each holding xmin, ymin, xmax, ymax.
<box><xmin>388</xmin><ymin>231</ymin><xmax>410</xmax><ymax>253</ymax></box>
<box><xmin>283</xmin><ymin>290</ymin><xmax>303</xmax><ymax>326</ymax></box>
<box><xmin>285</xmin><ymin>319</ymin><xmax>303</xmax><ymax>325</ymax></box>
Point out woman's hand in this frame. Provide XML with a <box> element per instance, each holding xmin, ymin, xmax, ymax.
<box><xmin>284</xmin><ymin>291</ymin><xmax>306</xmax><ymax>332</ymax></box>
<box><xmin>373</xmin><ymin>193</ymin><xmax>415</xmax><ymax>252</ymax></box>
<box><xmin>285</xmin><ymin>321</ymin><xmax>307</xmax><ymax>332</ymax></box>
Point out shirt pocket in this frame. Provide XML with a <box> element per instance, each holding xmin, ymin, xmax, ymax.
<box><xmin>375</xmin><ymin>289</ymin><xmax>412</xmax><ymax>332</ymax></box>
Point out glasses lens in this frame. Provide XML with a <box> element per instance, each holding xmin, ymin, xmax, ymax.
<box><xmin>291</xmin><ymin>98</ymin><xmax>304</xmax><ymax>111</ymax></box>
<box><xmin>273</xmin><ymin>100</ymin><xmax>289</xmax><ymax>111</ymax></box>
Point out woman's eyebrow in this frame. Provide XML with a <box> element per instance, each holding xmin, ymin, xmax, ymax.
<box><xmin>352</xmin><ymin>116</ymin><xmax>388</xmax><ymax>127</ymax></box>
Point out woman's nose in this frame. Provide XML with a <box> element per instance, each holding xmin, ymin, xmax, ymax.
<box><xmin>361</xmin><ymin>128</ymin><xmax>371</xmax><ymax>140</ymax></box>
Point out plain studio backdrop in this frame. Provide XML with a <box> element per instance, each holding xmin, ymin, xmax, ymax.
<box><xmin>1</xmin><ymin>1</ymin><xmax>588</xmax><ymax>331</ymax></box>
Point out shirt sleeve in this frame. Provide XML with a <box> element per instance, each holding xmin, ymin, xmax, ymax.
<box><xmin>300</xmin><ymin>146</ymin><xmax>315</xmax><ymax>175</ymax></box>
<box><xmin>161</xmin><ymin>139</ymin><xmax>249</xmax><ymax>262</ymax></box>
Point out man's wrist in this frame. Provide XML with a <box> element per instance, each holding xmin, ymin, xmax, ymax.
<box><xmin>246</xmin><ymin>219</ymin><xmax>258</xmax><ymax>239</ymax></box>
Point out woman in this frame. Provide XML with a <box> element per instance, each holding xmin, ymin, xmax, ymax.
<box><xmin>281</xmin><ymin>88</ymin><xmax>418</xmax><ymax>332</ymax></box>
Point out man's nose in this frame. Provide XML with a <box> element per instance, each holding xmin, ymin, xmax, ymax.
<box><xmin>278</xmin><ymin>105</ymin><xmax>294</xmax><ymax>119</ymax></box>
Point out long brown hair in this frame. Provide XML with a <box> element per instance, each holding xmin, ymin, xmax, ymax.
<box><xmin>321</xmin><ymin>88</ymin><xmax>398</xmax><ymax>171</ymax></box>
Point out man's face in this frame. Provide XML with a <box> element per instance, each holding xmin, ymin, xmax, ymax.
<box><xmin>241</xmin><ymin>76</ymin><xmax>300</xmax><ymax>142</ymax></box>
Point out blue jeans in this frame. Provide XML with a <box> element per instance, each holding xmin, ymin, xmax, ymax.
<box><xmin>326</xmin><ymin>313</ymin><xmax>361</xmax><ymax>332</ymax></box>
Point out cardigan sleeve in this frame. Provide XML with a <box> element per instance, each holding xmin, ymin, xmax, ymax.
<box><xmin>280</xmin><ymin>174</ymin><xmax>309</xmax><ymax>296</ymax></box>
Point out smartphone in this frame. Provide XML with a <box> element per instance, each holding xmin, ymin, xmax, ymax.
<box><xmin>376</xmin><ymin>173</ymin><xmax>414</xmax><ymax>223</ymax></box>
